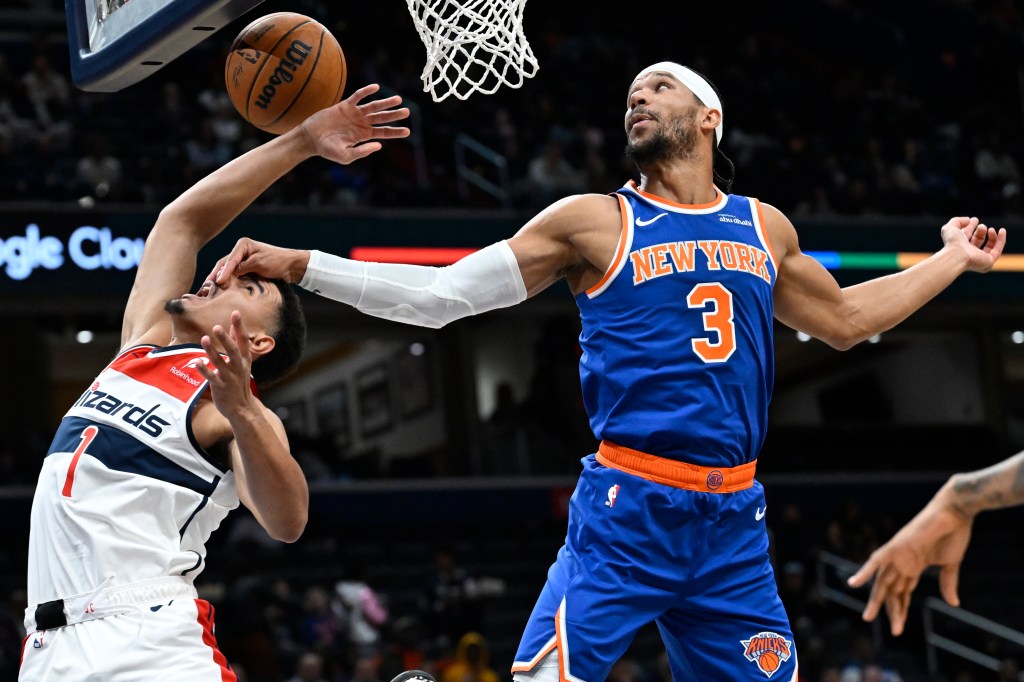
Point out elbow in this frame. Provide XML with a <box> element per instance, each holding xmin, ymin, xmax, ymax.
<box><xmin>825</xmin><ymin>335</ymin><xmax>857</xmax><ymax>351</ymax></box>
<box><xmin>818</xmin><ymin>322</ymin><xmax>873</xmax><ymax>351</ymax></box>
<box><xmin>270</xmin><ymin>511</ymin><xmax>308</xmax><ymax>544</ymax></box>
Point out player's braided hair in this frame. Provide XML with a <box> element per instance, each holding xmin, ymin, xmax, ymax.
<box><xmin>689</xmin><ymin>68</ymin><xmax>736</xmax><ymax>194</ymax></box>
<box><xmin>251</xmin><ymin>279</ymin><xmax>307</xmax><ymax>389</ymax></box>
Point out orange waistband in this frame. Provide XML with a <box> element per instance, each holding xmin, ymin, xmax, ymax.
<box><xmin>596</xmin><ymin>441</ymin><xmax>756</xmax><ymax>493</ymax></box>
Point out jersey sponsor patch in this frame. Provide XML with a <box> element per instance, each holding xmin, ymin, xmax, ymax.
<box><xmin>741</xmin><ymin>631</ymin><xmax>792</xmax><ymax>678</ymax></box>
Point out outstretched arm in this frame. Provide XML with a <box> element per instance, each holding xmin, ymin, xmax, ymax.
<box><xmin>847</xmin><ymin>450</ymin><xmax>1024</xmax><ymax>636</ymax></box>
<box><xmin>205</xmin><ymin>194</ymin><xmax>618</xmax><ymax>327</ymax></box>
<box><xmin>121</xmin><ymin>85</ymin><xmax>410</xmax><ymax>347</ymax></box>
<box><xmin>770</xmin><ymin>205</ymin><xmax>1006</xmax><ymax>349</ymax></box>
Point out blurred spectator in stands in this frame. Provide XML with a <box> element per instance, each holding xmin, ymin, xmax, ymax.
<box><xmin>380</xmin><ymin>615</ymin><xmax>430</xmax><ymax>680</ymax></box>
<box><xmin>156</xmin><ymin>81</ymin><xmax>196</xmax><ymax>145</ymax></box>
<box><xmin>300</xmin><ymin>585</ymin><xmax>347</xmax><ymax>659</ymax></box>
<box><xmin>264</xmin><ymin>578</ymin><xmax>306</xmax><ymax>673</ymax></box>
<box><xmin>313</xmin><ymin>160</ymin><xmax>371</xmax><ymax>208</ymax></box>
<box><xmin>352</xmin><ymin>653</ymin><xmax>386</xmax><ymax>682</ymax></box>
<box><xmin>285</xmin><ymin>650</ymin><xmax>330</xmax><ymax>682</ymax></box>
<box><xmin>21</xmin><ymin>52</ymin><xmax>73</xmax><ymax>152</ymax></box>
<box><xmin>335</xmin><ymin>571</ymin><xmax>389</xmax><ymax>657</ymax></box>
<box><xmin>208</xmin><ymin>96</ymin><xmax>245</xmax><ymax>150</ymax></box>
<box><xmin>0</xmin><ymin>54</ymin><xmax>39</xmax><ymax>156</ymax></box>
<box><xmin>74</xmin><ymin>134</ymin><xmax>123</xmax><ymax>202</ymax></box>
<box><xmin>524</xmin><ymin>138</ymin><xmax>586</xmax><ymax>210</ymax></box>
<box><xmin>184</xmin><ymin>119</ymin><xmax>233</xmax><ymax>177</ymax></box>
<box><xmin>580</xmin><ymin>125</ymin><xmax>615</xmax><ymax>194</ymax></box>
<box><xmin>974</xmin><ymin>132</ymin><xmax>1021</xmax><ymax>210</ymax></box>
<box><xmin>441</xmin><ymin>632</ymin><xmax>499</xmax><ymax>682</ymax></box>
<box><xmin>479</xmin><ymin>382</ymin><xmax>529</xmax><ymax>475</ymax></box>
<box><xmin>214</xmin><ymin>575</ymin><xmax>284</xmax><ymax>682</ymax></box>
<box><xmin>889</xmin><ymin>137</ymin><xmax>924</xmax><ymax>213</ymax></box>
<box><xmin>837</xmin><ymin>635</ymin><xmax>904</xmax><ymax>682</ymax></box>
<box><xmin>778</xmin><ymin>561</ymin><xmax>811</xmax><ymax>618</ymax></box>
<box><xmin>421</xmin><ymin>546</ymin><xmax>482</xmax><ymax>648</ymax></box>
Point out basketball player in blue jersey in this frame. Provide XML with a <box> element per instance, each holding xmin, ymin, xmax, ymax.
<box><xmin>207</xmin><ymin>63</ymin><xmax>1007</xmax><ymax>681</ymax></box>
<box><xmin>19</xmin><ymin>84</ymin><xmax>411</xmax><ymax>681</ymax></box>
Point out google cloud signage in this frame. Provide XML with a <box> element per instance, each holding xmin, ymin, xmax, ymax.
<box><xmin>0</xmin><ymin>223</ymin><xmax>144</xmax><ymax>281</ymax></box>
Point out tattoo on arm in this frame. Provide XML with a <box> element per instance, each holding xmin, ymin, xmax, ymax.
<box><xmin>951</xmin><ymin>451</ymin><xmax>1024</xmax><ymax>516</ymax></box>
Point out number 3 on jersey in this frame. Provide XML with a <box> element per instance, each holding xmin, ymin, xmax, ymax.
<box><xmin>62</xmin><ymin>425</ymin><xmax>99</xmax><ymax>498</ymax></box>
<box><xmin>687</xmin><ymin>282</ymin><xmax>736</xmax><ymax>363</ymax></box>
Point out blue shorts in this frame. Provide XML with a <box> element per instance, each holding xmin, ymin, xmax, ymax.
<box><xmin>512</xmin><ymin>454</ymin><xmax>796</xmax><ymax>681</ymax></box>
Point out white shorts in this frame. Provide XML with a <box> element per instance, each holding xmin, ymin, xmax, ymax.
<box><xmin>19</xmin><ymin>597</ymin><xmax>236</xmax><ymax>681</ymax></box>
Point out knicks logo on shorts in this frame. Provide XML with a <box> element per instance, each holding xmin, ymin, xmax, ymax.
<box><xmin>740</xmin><ymin>632</ymin><xmax>792</xmax><ymax>678</ymax></box>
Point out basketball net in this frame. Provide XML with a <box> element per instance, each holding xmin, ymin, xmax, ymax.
<box><xmin>405</xmin><ymin>0</ymin><xmax>538</xmax><ymax>101</ymax></box>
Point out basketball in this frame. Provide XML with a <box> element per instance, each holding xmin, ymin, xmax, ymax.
<box><xmin>224</xmin><ymin>12</ymin><xmax>347</xmax><ymax>135</ymax></box>
<box><xmin>758</xmin><ymin>650</ymin><xmax>781</xmax><ymax>673</ymax></box>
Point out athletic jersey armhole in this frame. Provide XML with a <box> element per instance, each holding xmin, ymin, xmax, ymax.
<box><xmin>585</xmin><ymin>194</ymin><xmax>635</xmax><ymax>299</ymax></box>
<box><xmin>748</xmin><ymin>197</ymin><xmax>779</xmax><ymax>274</ymax></box>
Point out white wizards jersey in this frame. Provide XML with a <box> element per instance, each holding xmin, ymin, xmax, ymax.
<box><xmin>27</xmin><ymin>344</ymin><xmax>240</xmax><ymax>606</ymax></box>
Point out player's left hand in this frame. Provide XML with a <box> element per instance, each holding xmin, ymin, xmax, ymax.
<box><xmin>195</xmin><ymin>310</ymin><xmax>258</xmax><ymax>419</ymax></box>
<box><xmin>940</xmin><ymin>216</ymin><xmax>1007</xmax><ymax>273</ymax></box>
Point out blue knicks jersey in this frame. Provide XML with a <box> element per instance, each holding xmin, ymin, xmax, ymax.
<box><xmin>576</xmin><ymin>181</ymin><xmax>778</xmax><ymax>467</ymax></box>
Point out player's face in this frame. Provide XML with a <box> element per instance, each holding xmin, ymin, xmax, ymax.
<box><xmin>165</xmin><ymin>273</ymin><xmax>282</xmax><ymax>342</ymax></box>
<box><xmin>624</xmin><ymin>72</ymin><xmax>703</xmax><ymax>166</ymax></box>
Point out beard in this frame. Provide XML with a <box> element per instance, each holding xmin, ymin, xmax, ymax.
<box><xmin>164</xmin><ymin>298</ymin><xmax>185</xmax><ymax>315</ymax></box>
<box><xmin>625</xmin><ymin>108</ymin><xmax>701</xmax><ymax>169</ymax></box>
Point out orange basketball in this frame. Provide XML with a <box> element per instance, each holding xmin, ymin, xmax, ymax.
<box><xmin>224</xmin><ymin>12</ymin><xmax>347</xmax><ymax>135</ymax></box>
<box><xmin>758</xmin><ymin>650</ymin><xmax>781</xmax><ymax>673</ymax></box>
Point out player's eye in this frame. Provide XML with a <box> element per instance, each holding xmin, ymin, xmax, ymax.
<box><xmin>245</xmin><ymin>285</ymin><xmax>255</xmax><ymax>294</ymax></box>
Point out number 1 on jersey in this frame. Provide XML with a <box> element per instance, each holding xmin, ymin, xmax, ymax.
<box><xmin>62</xmin><ymin>425</ymin><xmax>98</xmax><ymax>498</ymax></box>
<box><xmin>687</xmin><ymin>282</ymin><xmax>736</xmax><ymax>363</ymax></box>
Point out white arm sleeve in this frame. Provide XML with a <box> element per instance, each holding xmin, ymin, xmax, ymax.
<box><xmin>297</xmin><ymin>240</ymin><xmax>528</xmax><ymax>328</ymax></box>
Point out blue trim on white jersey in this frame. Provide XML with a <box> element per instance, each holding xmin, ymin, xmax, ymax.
<box><xmin>47</xmin><ymin>417</ymin><xmax>220</xmax><ymax>497</ymax></box>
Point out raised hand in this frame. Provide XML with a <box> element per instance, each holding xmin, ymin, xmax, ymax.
<box><xmin>194</xmin><ymin>311</ymin><xmax>259</xmax><ymax>420</ymax></box>
<box><xmin>297</xmin><ymin>83</ymin><xmax>410</xmax><ymax>165</ymax></box>
<box><xmin>940</xmin><ymin>216</ymin><xmax>1007</xmax><ymax>273</ymax></box>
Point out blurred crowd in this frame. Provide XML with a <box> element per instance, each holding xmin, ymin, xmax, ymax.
<box><xmin>0</xmin><ymin>0</ymin><xmax>1021</xmax><ymax>218</ymax></box>
<box><xmin>2</xmin><ymin>493</ymin><xmax>1021</xmax><ymax>681</ymax></box>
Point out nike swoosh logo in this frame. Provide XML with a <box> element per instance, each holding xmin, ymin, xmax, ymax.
<box><xmin>635</xmin><ymin>212</ymin><xmax>668</xmax><ymax>227</ymax></box>
<box><xmin>755</xmin><ymin>506</ymin><xmax>767</xmax><ymax>521</ymax></box>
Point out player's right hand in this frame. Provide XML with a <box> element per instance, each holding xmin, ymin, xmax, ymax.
<box><xmin>846</xmin><ymin>489</ymin><xmax>974</xmax><ymax>636</ymax></box>
<box><xmin>296</xmin><ymin>83</ymin><xmax>410</xmax><ymax>165</ymax></box>
<box><xmin>939</xmin><ymin>216</ymin><xmax>1006</xmax><ymax>273</ymax></box>
<box><xmin>209</xmin><ymin>238</ymin><xmax>310</xmax><ymax>286</ymax></box>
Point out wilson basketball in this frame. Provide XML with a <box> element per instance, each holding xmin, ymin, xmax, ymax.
<box><xmin>224</xmin><ymin>12</ymin><xmax>347</xmax><ymax>135</ymax></box>
<box><xmin>758</xmin><ymin>651</ymin><xmax>780</xmax><ymax>673</ymax></box>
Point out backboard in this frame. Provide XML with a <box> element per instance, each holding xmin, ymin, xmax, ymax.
<box><xmin>65</xmin><ymin>0</ymin><xmax>268</xmax><ymax>91</ymax></box>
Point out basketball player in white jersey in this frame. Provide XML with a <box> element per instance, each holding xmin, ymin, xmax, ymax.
<box><xmin>19</xmin><ymin>84</ymin><xmax>410</xmax><ymax>681</ymax></box>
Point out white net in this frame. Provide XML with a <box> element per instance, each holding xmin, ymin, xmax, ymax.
<box><xmin>405</xmin><ymin>0</ymin><xmax>539</xmax><ymax>102</ymax></box>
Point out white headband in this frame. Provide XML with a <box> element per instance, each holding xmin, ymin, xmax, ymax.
<box><xmin>634</xmin><ymin>62</ymin><xmax>723</xmax><ymax>145</ymax></box>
